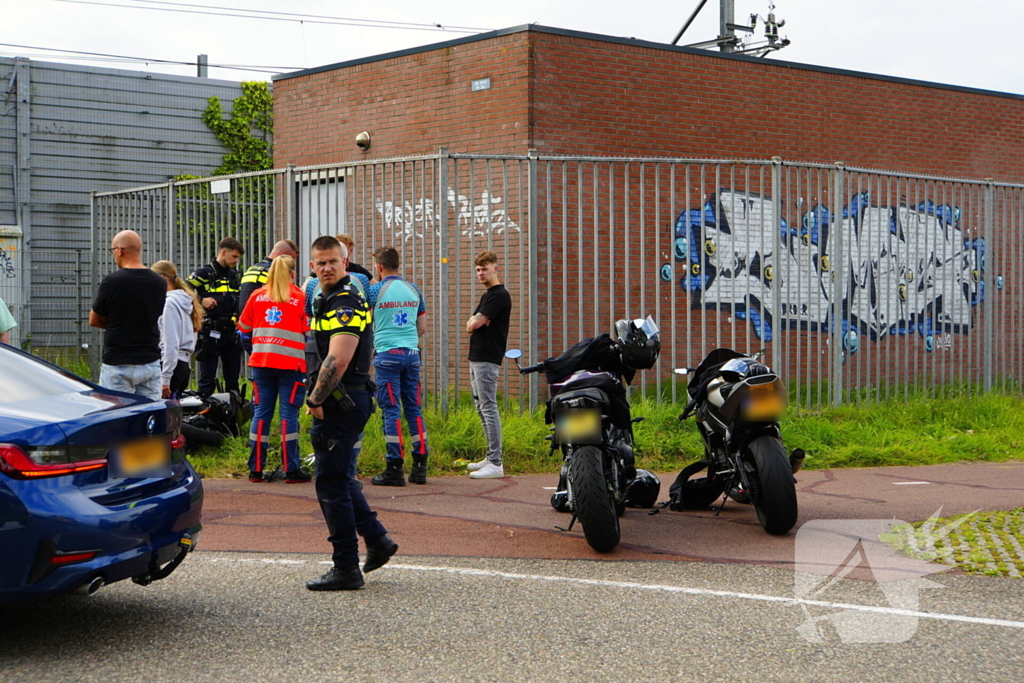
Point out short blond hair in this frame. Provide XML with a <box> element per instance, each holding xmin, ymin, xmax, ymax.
<box><xmin>474</xmin><ymin>251</ymin><xmax>498</xmax><ymax>267</ymax></box>
<box><xmin>335</xmin><ymin>234</ymin><xmax>355</xmax><ymax>250</ymax></box>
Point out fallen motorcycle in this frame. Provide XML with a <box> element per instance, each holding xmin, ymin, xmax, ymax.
<box><xmin>673</xmin><ymin>349</ymin><xmax>801</xmax><ymax>535</ymax></box>
<box><xmin>177</xmin><ymin>389</ymin><xmax>252</xmax><ymax>451</ymax></box>
<box><xmin>509</xmin><ymin>316</ymin><xmax>660</xmax><ymax>552</ymax></box>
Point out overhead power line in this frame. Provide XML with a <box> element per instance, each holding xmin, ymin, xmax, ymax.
<box><xmin>54</xmin><ymin>0</ymin><xmax>494</xmax><ymax>33</ymax></box>
<box><xmin>0</xmin><ymin>42</ymin><xmax>301</xmax><ymax>73</ymax></box>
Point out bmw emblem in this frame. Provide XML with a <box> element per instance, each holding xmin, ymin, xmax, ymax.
<box><xmin>147</xmin><ymin>416</ymin><xmax>156</xmax><ymax>434</ymax></box>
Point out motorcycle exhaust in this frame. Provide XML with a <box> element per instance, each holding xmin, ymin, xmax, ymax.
<box><xmin>790</xmin><ymin>449</ymin><xmax>805</xmax><ymax>474</ymax></box>
<box><xmin>73</xmin><ymin>576</ymin><xmax>104</xmax><ymax>596</ymax></box>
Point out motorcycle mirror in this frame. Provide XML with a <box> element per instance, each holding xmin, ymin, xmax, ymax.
<box><xmin>672</xmin><ymin>368</ymin><xmax>690</xmax><ymax>375</ymax></box>
<box><xmin>505</xmin><ymin>349</ymin><xmax>522</xmax><ymax>360</ymax></box>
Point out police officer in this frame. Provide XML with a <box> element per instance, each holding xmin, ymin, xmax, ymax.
<box><xmin>188</xmin><ymin>236</ymin><xmax>244</xmax><ymax>398</ymax></box>
<box><xmin>305</xmin><ymin>235</ymin><xmax>397</xmax><ymax>591</ymax></box>
<box><xmin>237</xmin><ymin>239</ymin><xmax>299</xmax><ymax>316</ymax></box>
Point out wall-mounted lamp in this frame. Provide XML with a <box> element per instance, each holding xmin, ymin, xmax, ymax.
<box><xmin>355</xmin><ymin>131</ymin><xmax>371</xmax><ymax>151</ymax></box>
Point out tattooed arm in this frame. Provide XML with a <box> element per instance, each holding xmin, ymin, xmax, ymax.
<box><xmin>465</xmin><ymin>312</ymin><xmax>490</xmax><ymax>334</ymax></box>
<box><xmin>306</xmin><ymin>333</ymin><xmax>359</xmax><ymax>418</ymax></box>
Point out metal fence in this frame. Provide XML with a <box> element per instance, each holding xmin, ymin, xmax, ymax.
<box><xmin>91</xmin><ymin>153</ymin><xmax>1024</xmax><ymax>410</ymax></box>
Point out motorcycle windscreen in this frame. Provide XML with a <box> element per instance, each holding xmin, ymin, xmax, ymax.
<box><xmin>555</xmin><ymin>409</ymin><xmax>602</xmax><ymax>444</ymax></box>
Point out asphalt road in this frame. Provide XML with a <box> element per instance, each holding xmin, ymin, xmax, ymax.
<box><xmin>2</xmin><ymin>551</ymin><xmax>1022</xmax><ymax>683</ymax></box>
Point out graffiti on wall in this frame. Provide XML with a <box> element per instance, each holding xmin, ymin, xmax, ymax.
<box><xmin>0</xmin><ymin>239</ymin><xmax>17</xmax><ymax>279</ymax></box>
<box><xmin>375</xmin><ymin>189</ymin><xmax>520</xmax><ymax>240</ymax></box>
<box><xmin>660</xmin><ymin>190</ymin><xmax>989</xmax><ymax>352</ymax></box>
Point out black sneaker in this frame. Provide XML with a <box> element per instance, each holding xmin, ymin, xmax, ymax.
<box><xmin>363</xmin><ymin>534</ymin><xmax>399</xmax><ymax>573</ymax></box>
<box><xmin>286</xmin><ymin>468</ymin><xmax>312</xmax><ymax>483</ymax></box>
<box><xmin>249</xmin><ymin>470</ymin><xmax>264</xmax><ymax>483</ymax></box>
<box><xmin>306</xmin><ymin>565</ymin><xmax>364</xmax><ymax>591</ymax></box>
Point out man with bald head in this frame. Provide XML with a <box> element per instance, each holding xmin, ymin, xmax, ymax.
<box><xmin>89</xmin><ymin>230</ymin><xmax>167</xmax><ymax>399</ymax></box>
<box><xmin>237</xmin><ymin>238</ymin><xmax>300</xmax><ymax>316</ymax></box>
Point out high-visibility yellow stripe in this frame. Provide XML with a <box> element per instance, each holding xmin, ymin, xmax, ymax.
<box><xmin>241</xmin><ymin>270</ymin><xmax>268</xmax><ymax>285</ymax></box>
<box><xmin>206</xmin><ymin>284</ymin><xmax>239</xmax><ymax>293</ymax></box>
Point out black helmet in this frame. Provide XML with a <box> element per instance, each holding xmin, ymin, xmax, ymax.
<box><xmin>623</xmin><ymin>469</ymin><xmax>661</xmax><ymax>508</ymax></box>
<box><xmin>620</xmin><ymin>323</ymin><xmax>661</xmax><ymax>370</ymax></box>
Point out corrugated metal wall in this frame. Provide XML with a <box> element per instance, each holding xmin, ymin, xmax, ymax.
<box><xmin>0</xmin><ymin>56</ymin><xmax>246</xmax><ymax>354</ymax></box>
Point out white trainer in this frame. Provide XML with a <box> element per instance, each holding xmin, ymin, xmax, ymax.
<box><xmin>466</xmin><ymin>459</ymin><xmax>489</xmax><ymax>472</ymax></box>
<box><xmin>469</xmin><ymin>462</ymin><xmax>504</xmax><ymax>479</ymax></box>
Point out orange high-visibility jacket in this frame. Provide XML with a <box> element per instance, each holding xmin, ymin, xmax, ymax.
<box><xmin>238</xmin><ymin>284</ymin><xmax>309</xmax><ymax>372</ymax></box>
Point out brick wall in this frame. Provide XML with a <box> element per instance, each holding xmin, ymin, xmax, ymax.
<box><xmin>273</xmin><ymin>33</ymin><xmax>533</xmax><ymax>166</ymax></box>
<box><xmin>530</xmin><ymin>32</ymin><xmax>1024</xmax><ymax>182</ymax></box>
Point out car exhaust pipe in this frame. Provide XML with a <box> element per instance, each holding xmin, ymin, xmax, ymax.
<box><xmin>790</xmin><ymin>449</ymin><xmax>805</xmax><ymax>474</ymax></box>
<box><xmin>73</xmin><ymin>576</ymin><xmax>104</xmax><ymax>596</ymax></box>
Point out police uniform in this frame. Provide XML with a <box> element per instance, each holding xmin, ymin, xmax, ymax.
<box><xmin>237</xmin><ymin>256</ymin><xmax>272</xmax><ymax>317</ymax></box>
<box><xmin>308</xmin><ymin>275</ymin><xmax>388</xmax><ymax>570</ymax></box>
<box><xmin>187</xmin><ymin>260</ymin><xmax>242</xmax><ymax>398</ymax></box>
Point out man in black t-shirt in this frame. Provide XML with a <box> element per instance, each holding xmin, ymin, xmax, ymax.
<box><xmin>464</xmin><ymin>250</ymin><xmax>513</xmax><ymax>479</ymax></box>
<box><xmin>89</xmin><ymin>230</ymin><xmax>167</xmax><ymax>399</ymax></box>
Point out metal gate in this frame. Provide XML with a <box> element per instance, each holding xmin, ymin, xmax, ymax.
<box><xmin>92</xmin><ymin>153</ymin><xmax>1024</xmax><ymax>409</ymax></box>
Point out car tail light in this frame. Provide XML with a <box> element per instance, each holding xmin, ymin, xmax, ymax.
<box><xmin>167</xmin><ymin>402</ymin><xmax>183</xmax><ymax>442</ymax></box>
<box><xmin>0</xmin><ymin>443</ymin><xmax>107</xmax><ymax>479</ymax></box>
<box><xmin>171</xmin><ymin>434</ymin><xmax>186</xmax><ymax>450</ymax></box>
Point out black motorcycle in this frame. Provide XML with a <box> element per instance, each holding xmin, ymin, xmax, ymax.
<box><xmin>509</xmin><ymin>317</ymin><xmax>660</xmax><ymax>552</ymax></box>
<box><xmin>674</xmin><ymin>349</ymin><xmax>801</xmax><ymax>534</ymax></box>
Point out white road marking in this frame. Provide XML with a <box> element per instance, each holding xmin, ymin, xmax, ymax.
<box><xmin>200</xmin><ymin>555</ymin><xmax>1024</xmax><ymax>631</ymax></box>
<box><xmin>893</xmin><ymin>481</ymin><xmax>932</xmax><ymax>485</ymax></box>
<box><xmin>386</xmin><ymin>564</ymin><xmax>1024</xmax><ymax>631</ymax></box>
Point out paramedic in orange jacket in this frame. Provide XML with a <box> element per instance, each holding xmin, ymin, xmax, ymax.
<box><xmin>238</xmin><ymin>255</ymin><xmax>311</xmax><ymax>483</ymax></box>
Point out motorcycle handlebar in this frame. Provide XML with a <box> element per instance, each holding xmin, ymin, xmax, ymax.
<box><xmin>519</xmin><ymin>362</ymin><xmax>545</xmax><ymax>375</ymax></box>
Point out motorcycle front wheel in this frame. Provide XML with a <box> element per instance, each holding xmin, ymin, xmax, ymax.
<box><xmin>570</xmin><ymin>446</ymin><xmax>621</xmax><ymax>552</ymax></box>
<box><xmin>745</xmin><ymin>435</ymin><xmax>798</xmax><ymax>534</ymax></box>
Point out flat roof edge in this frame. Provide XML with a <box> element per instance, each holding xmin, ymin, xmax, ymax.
<box><xmin>272</xmin><ymin>23</ymin><xmax>1024</xmax><ymax>101</ymax></box>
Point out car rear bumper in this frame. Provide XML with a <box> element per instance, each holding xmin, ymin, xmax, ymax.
<box><xmin>0</xmin><ymin>461</ymin><xmax>204</xmax><ymax>604</ymax></box>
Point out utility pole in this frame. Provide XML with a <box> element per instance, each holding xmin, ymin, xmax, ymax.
<box><xmin>197</xmin><ymin>54</ymin><xmax>208</xmax><ymax>78</ymax></box>
<box><xmin>673</xmin><ymin>0</ymin><xmax>790</xmax><ymax>57</ymax></box>
<box><xmin>719</xmin><ymin>0</ymin><xmax>737</xmax><ymax>53</ymax></box>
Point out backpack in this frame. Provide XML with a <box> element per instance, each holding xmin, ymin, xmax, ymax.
<box><xmin>666</xmin><ymin>459</ymin><xmax>726</xmax><ymax>510</ymax></box>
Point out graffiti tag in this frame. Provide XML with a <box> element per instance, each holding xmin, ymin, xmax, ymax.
<box><xmin>375</xmin><ymin>188</ymin><xmax>520</xmax><ymax>240</ymax></box>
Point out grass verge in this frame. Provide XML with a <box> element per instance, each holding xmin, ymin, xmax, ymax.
<box><xmin>186</xmin><ymin>392</ymin><xmax>1024</xmax><ymax>480</ymax></box>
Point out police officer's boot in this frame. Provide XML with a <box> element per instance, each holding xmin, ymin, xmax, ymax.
<box><xmin>370</xmin><ymin>458</ymin><xmax>406</xmax><ymax>487</ymax></box>
<box><xmin>408</xmin><ymin>455</ymin><xmax>428</xmax><ymax>485</ymax></box>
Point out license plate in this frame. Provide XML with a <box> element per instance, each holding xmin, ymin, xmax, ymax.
<box><xmin>116</xmin><ymin>437</ymin><xmax>171</xmax><ymax>477</ymax></box>
<box><xmin>745</xmin><ymin>393</ymin><xmax>784</xmax><ymax>421</ymax></box>
<box><xmin>557</xmin><ymin>409</ymin><xmax>601</xmax><ymax>443</ymax></box>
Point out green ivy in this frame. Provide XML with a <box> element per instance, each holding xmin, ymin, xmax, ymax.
<box><xmin>203</xmin><ymin>81</ymin><xmax>273</xmax><ymax>175</ymax></box>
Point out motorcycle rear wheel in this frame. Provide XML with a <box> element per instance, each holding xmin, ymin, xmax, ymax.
<box><xmin>570</xmin><ymin>446</ymin><xmax>621</xmax><ymax>552</ymax></box>
<box><xmin>745</xmin><ymin>436</ymin><xmax>798</xmax><ymax>534</ymax></box>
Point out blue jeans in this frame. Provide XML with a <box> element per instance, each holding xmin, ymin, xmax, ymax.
<box><xmin>374</xmin><ymin>349</ymin><xmax>428</xmax><ymax>462</ymax></box>
<box><xmin>249</xmin><ymin>367</ymin><xmax>306</xmax><ymax>473</ymax></box>
<box><xmin>100</xmin><ymin>361</ymin><xmax>162</xmax><ymax>400</ymax></box>
<box><xmin>311</xmin><ymin>390</ymin><xmax>387</xmax><ymax>568</ymax></box>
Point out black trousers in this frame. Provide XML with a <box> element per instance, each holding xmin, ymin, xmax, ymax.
<box><xmin>197</xmin><ymin>327</ymin><xmax>241</xmax><ymax>397</ymax></box>
<box><xmin>311</xmin><ymin>390</ymin><xmax>387</xmax><ymax>568</ymax></box>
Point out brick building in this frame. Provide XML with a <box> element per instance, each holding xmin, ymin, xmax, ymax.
<box><xmin>273</xmin><ymin>24</ymin><xmax>1024</xmax><ymax>181</ymax></box>
<box><xmin>268</xmin><ymin>25</ymin><xmax>1024</xmax><ymax>404</ymax></box>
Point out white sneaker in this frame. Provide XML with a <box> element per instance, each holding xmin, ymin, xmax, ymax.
<box><xmin>469</xmin><ymin>462</ymin><xmax>504</xmax><ymax>479</ymax></box>
<box><xmin>466</xmin><ymin>459</ymin><xmax>489</xmax><ymax>471</ymax></box>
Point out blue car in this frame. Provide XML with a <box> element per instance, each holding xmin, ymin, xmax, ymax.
<box><xmin>0</xmin><ymin>344</ymin><xmax>203</xmax><ymax>604</ymax></box>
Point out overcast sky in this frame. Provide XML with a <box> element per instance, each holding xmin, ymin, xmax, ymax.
<box><xmin>2</xmin><ymin>0</ymin><xmax>1020</xmax><ymax>95</ymax></box>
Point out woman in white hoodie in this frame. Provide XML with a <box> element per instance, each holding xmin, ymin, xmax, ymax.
<box><xmin>152</xmin><ymin>260</ymin><xmax>204</xmax><ymax>399</ymax></box>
